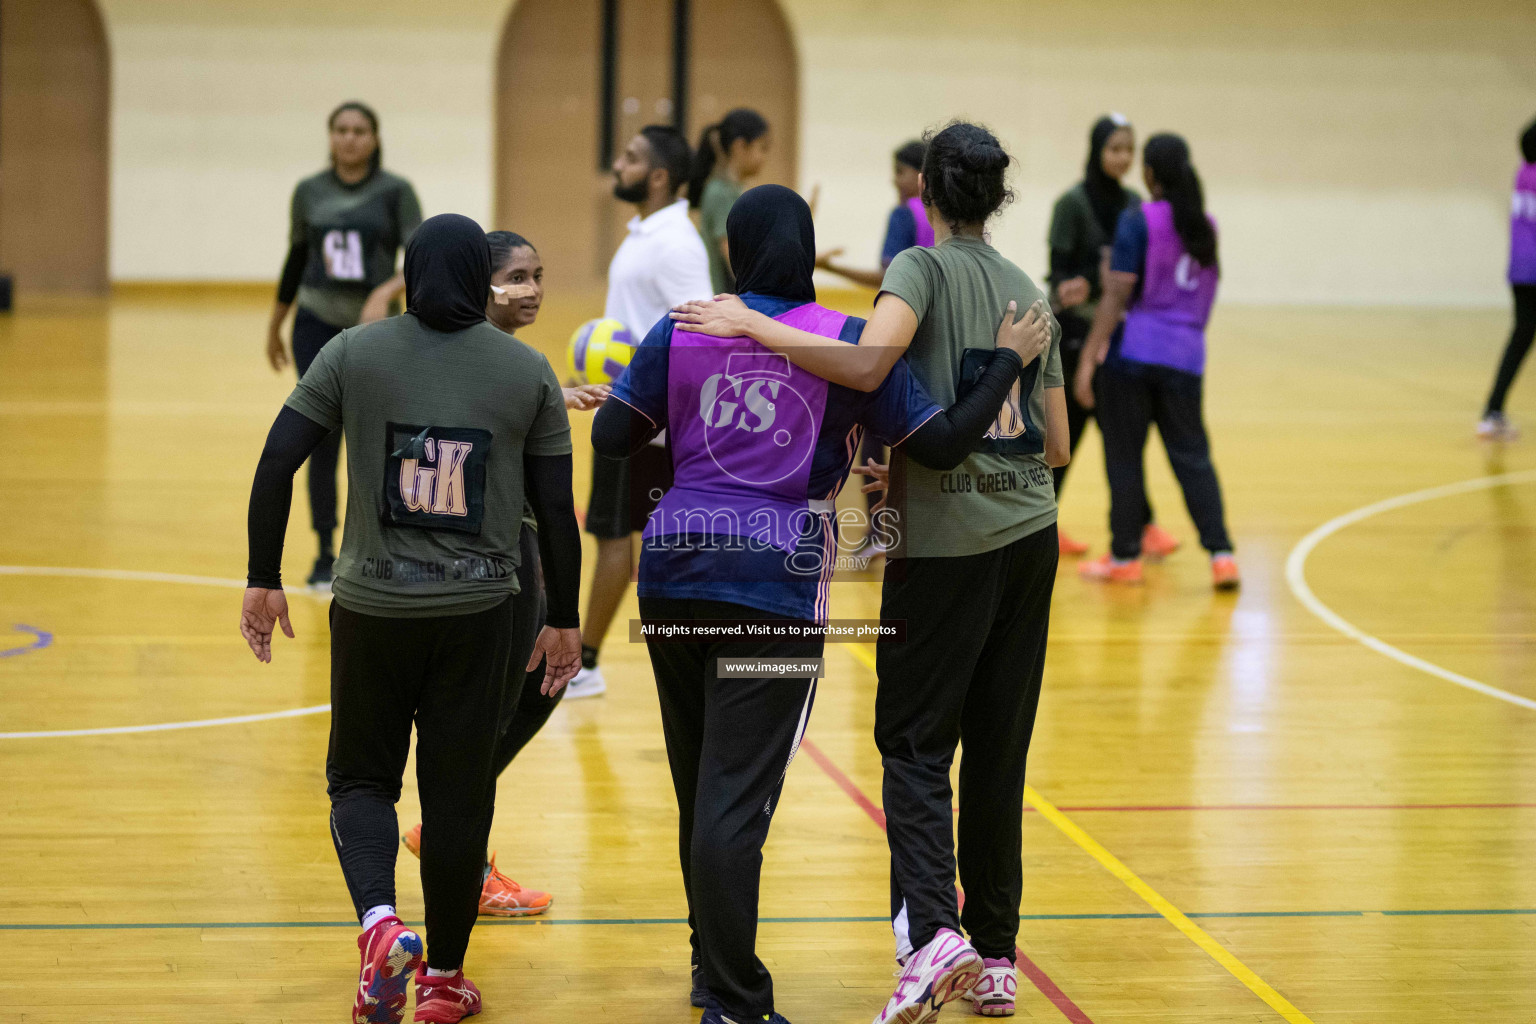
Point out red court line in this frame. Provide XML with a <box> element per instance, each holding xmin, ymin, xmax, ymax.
<box><xmin>799</xmin><ymin>737</ymin><xmax>1094</xmax><ymax>1024</ymax></box>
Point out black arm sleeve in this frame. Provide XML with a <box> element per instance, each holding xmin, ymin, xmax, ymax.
<box><xmin>1047</xmin><ymin>247</ymin><xmax>1076</xmax><ymax>287</ymax></box>
<box><xmin>898</xmin><ymin>348</ymin><xmax>1025</xmax><ymax>472</ymax></box>
<box><xmin>524</xmin><ymin>453</ymin><xmax>582</xmax><ymax>629</ymax></box>
<box><xmin>247</xmin><ymin>406</ymin><xmax>331</xmax><ymax>588</ymax></box>
<box><xmin>590</xmin><ymin>398</ymin><xmax>662</xmax><ymax>459</ymax></box>
<box><xmin>276</xmin><ymin>241</ymin><xmax>307</xmax><ymax>304</ymax></box>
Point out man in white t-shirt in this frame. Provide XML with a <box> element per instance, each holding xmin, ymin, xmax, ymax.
<box><xmin>568</xmin><ymin>124</ymin><xmax>712</xmax><ymax>699</ymax></box>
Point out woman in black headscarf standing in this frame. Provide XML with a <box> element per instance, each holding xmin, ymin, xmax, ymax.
<box><xmin>592</xmin><ymin>185</ymin><xmax>1048</xmax><ymax>1024</ymax></box>
<box><xmin>239</xmin><ymin>213</ymin><xmax>584</xmax><ymax>1024</ymax></box>
<box><xmin>1047</xmin><ymin>115</ymin><xmax>1178</xmax><ymax>560</ymax></box>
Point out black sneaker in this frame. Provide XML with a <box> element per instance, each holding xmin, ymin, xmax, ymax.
<box><xmin>690</xmin><ymin>962</ymin><xmax>709</xmax><ymax>1008</ymax></box>
<box><xmin>306</xmin><ymin>554</ymin><xmax>334</xmax><ymax>591</ymax></box>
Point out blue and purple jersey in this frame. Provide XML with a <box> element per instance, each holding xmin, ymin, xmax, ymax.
<box><xmin>610</xmin><ymin>294</ymin><xmax>944</xmax><ymax>622</ymax></box>
<box><xmin>1110</xmin><ymin>200</ymin><xmax>1220</xmax><ymax>376</ymax></box>
<box><xmin>1510</xmin><ymin>163</ymin><xmax>1536</xmax><ymax>285</ymax></box>
<box><xmin>880</xmin><ymin>197</ymin><xmax>936</xmax><ymax>267</ymax></box>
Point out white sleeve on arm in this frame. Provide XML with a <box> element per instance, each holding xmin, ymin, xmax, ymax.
<box><xmin>657</xmin><ymin>237</ymin><xmax>714</xmax><ymax>306</ymax></box>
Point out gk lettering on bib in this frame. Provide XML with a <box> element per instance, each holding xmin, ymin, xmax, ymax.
<box><xmin>322</xmin><ymin>229</ymin><xmax>365</xmax><ymax>281</ymax></box>
<box><xmin>383</xmin><ymin>423</ymin><xmax>492</xmax><ymax>534</ymax></box>
<box><xmin>958</xmin><ymin>348</ymin><xmax>1041</xmax><ymax>455</ymax></box>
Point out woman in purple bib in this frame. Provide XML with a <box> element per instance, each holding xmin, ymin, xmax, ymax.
<box><xmin>1073</xmin><ymin>133</ymin><xmax>1241</xmax><ymax>591</ymax></box>
<box><xmin>592</xmin><ymin>184</ymin><xmax>1048</xmax><ymax>1024</ymax></box>
<box><xmin>1478</xmin><ymin>117</ymin><xmax>1536</xmax><ymax>441</ymax></box>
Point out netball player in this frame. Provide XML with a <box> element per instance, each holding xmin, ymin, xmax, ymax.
<box><xmin>240</xmin><ymin>214</ymin><xmax>582</xmax><ymax>1024</ymax></box>
<box><xmin>814</xmin><ymin>139</ymin><xmax>934</xmax><ymax>289</ymax></box>
<box><xmin>672</xmin><ymin>122</ymin><xmax>1069</xmax><ymax>1024</ymax></box>
<box><xmin>689</xmin><ymin>108</ymin><xmax>772</xmax><ymax>293</ymax></box>
<box><xmin>265</xmin><ymin>101</ymin><xmax>422</xmax><ymax>589</ymax></box>
<box><xmin>1047</xmin><ymin>115</ymin><xmax>1179</xmax><ymax>561</ymax></box>
<box><xmin>1073</xmin><ymin>133</ymin><xmax>1240</xmax><ymax>590</ymax></box>
<box><xmin>602</xmin><ymin>183</ymin><xmax>1050</xmax><ymax>1024</ymax></box>
<box><xmin>1478</xmin><ymin>116</ymin><xmax>1536</xmax><ymax>440</ymax></box>
<box><xmin>397</xmin><ymin>231</ymin><xmax>608</xmax><ymax>919</ymax></box>
<box><xmin>570</xmin><ymin>125</ymin><xmax>712</xmax><ymax>699</ymax></box>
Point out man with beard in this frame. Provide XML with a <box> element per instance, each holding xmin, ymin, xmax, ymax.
<box><xmin>567</xmin><ymin>125</ymin><xmax>712</xmax><ymax>699</ymax></box>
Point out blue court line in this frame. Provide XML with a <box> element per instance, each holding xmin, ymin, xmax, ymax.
<box><xmin>4</xmin><ymin>908</ymin><xmax>1533</xmax><ymax>932</ymax></box>
<box><xmin>0</xmin><ymin>624</ymin><xmax>51</xmax><ymax>658</ymax></box>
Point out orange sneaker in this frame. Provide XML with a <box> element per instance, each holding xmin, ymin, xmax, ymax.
<box><xmin>1057</xmin><ymin>529</ymin><xmax>1090</xmax><ymax>557</ymax></box>
<box><xmin>478</xmin><ymin>853</ymin><xmax>551</xmax><ymax>917</ymax></box>
<box><xmin>1211</xmin><ymin>554</ymin><xmax>1241</xmax><ymax>591</ymax></box>
<box><xmin>1078</xmin><ymin>553</ymin><xmax>1143</xmax><ymax>584</ymax></box>
<box><xmin>1141</xmin><ymin>523</ymin><xmax>1181</xmax><ymax>560</ymax></box>
<box><xmin>401</xmin><ymin>824</ymin><xmax>422</xmax><ymax>859</ymax></box>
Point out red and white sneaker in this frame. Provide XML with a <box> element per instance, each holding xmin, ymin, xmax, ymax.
<box><xmin>873</xmin><ymin>927</ymin><xmax>982</xmax><ymax>1024</ymax></box>
<box><xmin>967</xmin><ymin>958</ymin><xmax>1017</xmax><ymax>1016</ymax></box>
<box><xmin>353</xmin><ymin>918</ymin><xmax>424</xmax><ymax>1024</ymax></box>
<box><xmin>413</xmin><ymin>966</ymin><xmax>482</xmax><ymax>1023</ymax></box>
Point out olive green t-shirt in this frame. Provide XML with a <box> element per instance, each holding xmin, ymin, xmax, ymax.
<box><xmin>284</xmin><ymin>314</ymin><xmax>571</xmax><ymax>617</ymax></box>
<box><xmin>879</xmin><ymin>236</ymin><xmax>1064</xmax><ymax>558</ymax></box>
<box><xmin>1047</xmin><ymin>182</ymin><xmax>1140</xmax><ymax>323</ymax></box>
<box><xmin>698</xmin><ymin>176</ymin><xmax>743</xmax><ymax>294</ymax></box>
<box><xmin>290</xmin><ymin>168</ymin><xmax>423</xmax><ymax>329</ymax></box>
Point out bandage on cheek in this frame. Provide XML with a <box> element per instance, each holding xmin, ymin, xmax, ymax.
<box><xmin>490</xmin><ymin>284</ymin><xmax>539</xmax><ymax>305</ymax></box>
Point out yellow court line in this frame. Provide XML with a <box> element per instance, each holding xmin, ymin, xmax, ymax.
<box><xmin>840</xmin><ymin>642</ymin><xmax>1315</xmax><ymax>1024</ymax></box>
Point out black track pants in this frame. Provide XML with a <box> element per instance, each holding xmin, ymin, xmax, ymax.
<box><xmin>639</xmin><ymin>596</ymin><xmax>820</xmax><ymax>1019</ymax></box>
<box><xmin>1486</xmin><ymin>284</ymin><xmax>1536</xmax><ymax>415</ymax></box>
<box><xmin>291</xmin><ymin>308</ymin><xmax>345</xmax><ymax>537</ymax></box>
<box><xmin>876</xmin><ymin>525</ymin><xmax>1057</xmax><ymax>963</ymax></box>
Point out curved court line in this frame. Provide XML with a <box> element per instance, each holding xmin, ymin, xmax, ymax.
<box><xmin>0</xmin><ymin>564</ymin><xmax>329</xmax><ymax>739</ymax></box>
<box><xmin>1284</xmin><ymin>470</ymin><xmax>1536</xmax><ymax>712</ymax></box>
<box><xmin>0</xmin><ymin>624</ymin><xmax>52</xmax><ymax>658</ymax></box>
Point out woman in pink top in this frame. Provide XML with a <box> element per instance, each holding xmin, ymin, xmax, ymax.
<box><xmin>1478</xmin><ymin>117</ymin><xmax>1536</xmax><ymax>440</ymax></box>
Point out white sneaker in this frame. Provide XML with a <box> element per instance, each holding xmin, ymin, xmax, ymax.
<box><xmin>967</xmin><ymin>958</ymin><xmax>1017</xmax><ymax>1016</ymax></box>
<box><xmin>873</xmin><ymin>927</ymin><xmax>982</xmax><ymax>1024</ymax></box>
<box><xmin>1477</xmin><ymin>413</ymin><xmax>1519</xmax><ymax>440</ymax></box>
<box><xmin>562</xmin><ymin>666</ymin><xmax>607</xmax><ymax>700</ymax></box>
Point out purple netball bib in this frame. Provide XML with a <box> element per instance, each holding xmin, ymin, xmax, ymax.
<box><xmin>907</xmin><ymin>196</ymin><xmax>936</xmax><ymax>249</ymax></box>
<box><xmin>1510</xmin><ymin>163</ymin><xmax>1536</xmax><ymax>285</ymax></box>
<box><xmin>1120</xmin><ymin>200</ymin><xmax>1219</xmax><ymax>375</ymax></box>
<box><xmin>648</xmin><ymin>303</ymin><xmax>844</xmax><ymax>552</ymax></box>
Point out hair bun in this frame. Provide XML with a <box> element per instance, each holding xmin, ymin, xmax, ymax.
<box><xmin>961</xmin><ymin>140</ymin><xmax>1010</xmax><ymax>174</ymax></box>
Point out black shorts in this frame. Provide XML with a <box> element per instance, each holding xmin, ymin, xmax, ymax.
<box><xmin>585</xmin><ymin>440</ymin><xmax>673</xmax><ymax>540</ymax></box>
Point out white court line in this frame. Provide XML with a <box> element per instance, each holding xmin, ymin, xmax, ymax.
<box><xmin>0</xmin><ymin>564</ymin><xmax>331</xmax><ymax>739</ymax></box>
<box><xmin>1284</xmin><ymin>470</ymin><xmax>1536</xmax><ymax>712</ymax></box>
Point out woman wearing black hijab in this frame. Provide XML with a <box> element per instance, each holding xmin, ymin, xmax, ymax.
<box><xmin>1046</xmin><ymin>115</ymin><xmax>1176</xmax><ymax>560</ymax></box>
<box><xmin>239</xmin><ymin>212</ymin><xmax>583</xmax><ymax>1024</ymax></box>
<box><xmin>591</xmin><ymin>184</ymin><xmax>1049</xmax><ymax>1024</ymax></box>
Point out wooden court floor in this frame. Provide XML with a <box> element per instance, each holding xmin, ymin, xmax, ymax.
<box><xmin>2</xmin><ymin>291</ymin><xmax>1534</xmax><ymax>1022</ymax></box>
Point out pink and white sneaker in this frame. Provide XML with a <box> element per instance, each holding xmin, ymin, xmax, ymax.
<box><xmin>412</xmin><ymin>966</ymin><xmax>482</xmax><ymax>1023</ymax></box>
<box><xmin>873</xmin><ymin>927</ymin><xmax>982</xmax><ymax>1024</ymax></box>
<box><xmin>967</xmin><ymin>958</ymin><xmax>1017</xmax><ymax>1016</ymax></box>
<box><xmin>352</xmin><ymin>917</ymin><xmax>424</xmax><ymax>1024</ymax></box>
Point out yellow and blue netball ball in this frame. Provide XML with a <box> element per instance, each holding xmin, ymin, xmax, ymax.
<box><xmin>566</xmin><ymin>318</ymin><xmax>636</xmax><ymax>385</ymax></box>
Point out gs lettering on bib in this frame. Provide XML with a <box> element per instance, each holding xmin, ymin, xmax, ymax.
<box><xmin>957</xmin><ymin>348</ymin><xmax>1042</xmax><ymax>455</ymax></box>
<box><xmin>384</xmin><ymin>423</ymin><xmax>492</xmax><ymax>534</ymax></box>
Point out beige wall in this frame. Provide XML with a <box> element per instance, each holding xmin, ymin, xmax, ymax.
<box><xmin>101</xmin><ymin>0</ymin><xmax>1535</xmax><ymax>304</ymax></box>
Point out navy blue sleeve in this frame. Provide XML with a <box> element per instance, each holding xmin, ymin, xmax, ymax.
<box><xmin>861</xmin><ymin>358</ymin><xmax>944</xmax><ymax>447</ymax></box>
<box><xmin>1109</xmin><ymin>206</ymin><xmax>1148</xmax><ymax>276</ymax></box>
<box><xmin>609</xmin><ymin>315</ymin><xmax>672</xmax><ymax>428</ymax></box>
<box><xmin>880</xmin><ymin>206</ymin><xmax>918</xmax><ymax>267</ymax></box>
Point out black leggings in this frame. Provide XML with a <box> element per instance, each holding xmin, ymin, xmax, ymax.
<box><xmin>1485</xmin><ymin>284</ymin><xmax>1536</xmax><ymax>415</ymax></box>
<box><xmin>292</xmin><ymin>307</ymin><xmax>346</xmax><ymax>538</ymax></box>
<box><xmin>1096</xmin><ymin>361</ymin><xmax>1232</xmax><ymax>559</ymax></box>
<box><xmin>1053</xmin><ymin>343</ymin><xmax>1155</xmax><ymax>526</ymax></box>
<box><xmin>326</xmin><ymin>596</ymin><xmax>513</xmax><ymax>971</ymax></box>
<box><xmin>491</xmin><ymin>525</ymin><xmax>563</xmax><ymax>779</ymax></box>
